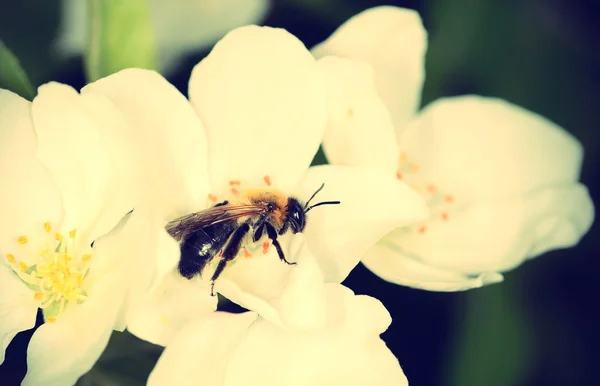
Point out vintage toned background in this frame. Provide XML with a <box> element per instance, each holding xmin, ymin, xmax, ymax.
<box><xmin>0</xmin><ymin>1</ymin><xmax>598</xmax><ymax>385</ymax></box>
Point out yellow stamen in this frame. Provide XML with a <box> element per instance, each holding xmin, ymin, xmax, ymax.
<box><xmin>44</xmin><ymin>222</ymin><xmax>52</xmax><ymax>233</ymax></box>
<box><xmin>46</xmin><ymin>316</ymin><xmax>57</xmax><ymax>324</ymax></box>
<box><xmin>33</xmin><ymin>291</ymin><xmax>44</xmax><ymax>301</ymax></box>
<box><xmin>18</xmin><ymin>261</ymin><xmax>28</xmax><ymax>271</ymax></box>
<box><xmin>69</xmin><ymin>229</ymin><xmax>77</xmax><ymax>238</ymax></box>
<box><xmin>81</xmin><ymin>254</ymin><xmax>92</xmax><ymax>263</ymax></box>
<box><xmin>5</xmin><ymin>253</ymin><xmax>16</xmax><ymax>264</ymax></box>
<box><xmin>161</xmin><ymin>315</ymin><xmax>168</xmax><ymax>324</ymax></box>
<box><xmin>18</xmin><ymin>235</ymin><xmax>28</xmax><ymax>244</ymax></box>
<box><xmin>54</xmin><ymin>232</ymin><xmax>63</xmax><ymax>242</ymax></box>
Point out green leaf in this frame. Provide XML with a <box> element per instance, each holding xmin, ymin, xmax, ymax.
<box><xmin>444</xmin><ymin>282</ymin><xmax>533</xmax><ymax>386</ymax></box>
<box><xmin>85</xmin><ymin>0</ymin><xmax>157</xmax><ymax>82</ymax></box>
<box><xmin>0</xmin><ymin>40</ymin><xmax>35</xmax><ymax>100</ymax></box>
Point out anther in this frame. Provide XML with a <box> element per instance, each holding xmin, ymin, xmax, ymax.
<box><xmin>262</xmin><ymin>241</ymin><xmax>270</xmax><ymax>254</ymax></box>
<box><xmin>263</xmin><ymin>175</ymin><xmax>272</xmax><ymax>186</ymax></box>
<box><xmin>410</xmin><ymin>163</ymin><xmax>420</xmax><ymax>173</ymax></box>
<box><xmin>34</xmin><ymin>292</ymin><xmax>44</xmax><ymax>301</ymax></box>
<box><xmin>81</xmin><ymin>254</ymin><xmax>92</xmax><ymax>263</ymax></box>
<box><xmin>161</xmin><ymin>315</ymin><xmax>168</xmax><ymax>324</ymax></box>
<box><xmin>441</xmin><ymin>212</ymin><xmax>449</xmax><ymax>221</ymax></box>
<box><xmin>208</xmin><ymin>194</ymin><xmax>218</xmax><ymax>202</ymax></box>
<box><xmin>427</xmin><ymin>185</ymin><xmax>437</xmax><ymax>194</ymax></box>
<box><xmin>243</xmin><ymin>249</ymin><xmax>252</xmax><ymax>258</ymax></box>
<box><xmin>228</xmin><ymin>180</ymin><xmax>241</xmax><ymax>186</ymax></box>
<box><xmin>418</xmin><ymin>225</ymin><xmax>427</xmax><ymax>234</ymax></box>
<box><xmin>54</xmin><ymin>232</ymin><xmax>63</xmax><ymax>242</ymax></box>
<box><xmin>395</xmin><ymin>170</ymin><xmax>403</xmax><ymax>180</ymax></box>
<box><xmin>444</xmin><ymin>195</ymin><xmax>454</xmax><ymax>204</ymax></box>
<box><xmin>43</xmin><ymin>222</ymin><xmax>52</xmax><ymax>233</ymax></box>
<box><xmin>45</xmin><ymin>316</ymin><xmax>57</xmax><ymax>324</ymax></box>
<box><xmin>69</xmin><ymin>229</ymin><xmax>77</xmax><ymax>238</ymax></box>
<box><xmin>5</xmin><ymin>253</ymin><xmax>16</xmax><ymax>264</ymax></box>
<box><xmin>18</xmin><ymin>261</ymin><xmax>28</xmax><ymax>271</ymax></box>
<box><xmin>400</xmin><ymin>153</ymin><xmax>408</xmax><ymax>162</ymax></box>
<box><xmin>231</xmin><ymin>188</ymin><xmax>240</xmax><ymax>195</ymax></box>
<box><xmin>18</xmin><ymin>235</ymin><xmax>28</xmax><ymax>245</ymax></box>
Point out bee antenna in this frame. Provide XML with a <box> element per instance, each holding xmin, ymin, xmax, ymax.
<box><xmin>304</xmin><ymin>183</ymin><xmax>326</xmax><ymax>209</ymax></box>
<box><xmin>305</xmin><ymin>200</ymin><xmax>341</xmax><ymax>213</ymax></box>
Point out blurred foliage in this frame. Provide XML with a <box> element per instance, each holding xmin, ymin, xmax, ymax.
<box><xmin>85</xmin><ymin>0</ymin><xmax>157</xmax><ymax>81</ymax></box>
<box><xmin>0</xmin><ymin>40</ymin><xmax>34</xmax><ymax>100</ymax></box>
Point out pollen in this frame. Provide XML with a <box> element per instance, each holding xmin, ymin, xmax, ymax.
<box><xmin>7</xmin><ymin>224</ymin><xmax>93</xmax><ymax>324</ymax></box>
<box><xmin>444</xmin><ymin>195</ymin><xmax>454</xmax><ymax>204</ymax></box>
<box><xmin>208</xmin><ymin>194</ymin><xmax>218</xmax><ymax>202</ymax></box>
<box><xmin>243</xmin><ymin>249</ymin><xmax>252</xmax><ymax>258</ymax></box>
<box><xmin>262</xmin><ymin>241</ymin><xmax>270</xmax><ymax>254</ymax></box>
<box><xmin>441</xmin><ymin>212</ymin><xmax>449</xmax><ymax>221</ymax></box>
<box><xmin>263</xmin><ymin>175</ymin><xmax>272</xmax><ymax>186</ymax></box>
<box><xmin>228</xmin><ymin>180</ymin><xmax>241</xmax><ymax>186</ymax></box>
<box><xmin>18</xmin><ymin>235</ymin><xmax>28</xmax><ymax>244</ymax></box>
<box><xmin>5</xmin><ymin>253</ymin><xmax>15</xmax><ymax>264</ymax></box>
<box><xmin>418</xmin><ymin>225</ymin><xmax>427</xmax><ymax>234</ymax></box>
<box><xmin>395</xmin><ymin>170</ymin><xmax>403</xmax><ymax>180</ymax></box>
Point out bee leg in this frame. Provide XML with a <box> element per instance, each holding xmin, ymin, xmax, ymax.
<box><xmin>265</xmin><ymin>224</ymin><xmax>296</xmax><ymax>265</ymax></box>
<box><xmin>209</xmin><ymin>222</ymin><xmax>251</xmax><ymax>296</ymax></box>
<box><xmin>253</xmin><ymin>223</ymin><xmax>265</xmax><ymax>242</ymax></box>
<box><xmin>214</xmin><ymin>200</ymin><xmax>229</xmax><ymax>207</ymax></box>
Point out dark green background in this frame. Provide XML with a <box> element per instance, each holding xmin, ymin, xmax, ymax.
<box><xmin>1</xmin><ymin>1</ymin><xmax>598</xmax><ymax>385</ymax></box>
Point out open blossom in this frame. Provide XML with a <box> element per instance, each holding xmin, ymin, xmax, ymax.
<box><xmin>79</xmin><ymin>25</ymin><xmax>429</xmax><ymax>346</ymax></box>
<box><xmin>57</xmin><ymin>0</ymin><xmax>270</xmax><ymax>73</ymax></box>
<box><xmin>147</xmin><ymin>246</ymin><xmax>408</xmax><ymax>386</ymax></box>
<box><xmin>312</xmin><ymin>6</ymin><xmax>594</xmax><ymax>290</ymax></box>
<box><xmin>0</xmin><ymin>84</ymin><xmax>140</xmax><ymax>385</ymax></box>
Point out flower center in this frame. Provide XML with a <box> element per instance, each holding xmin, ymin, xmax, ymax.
<box><xmin>4</xmin><ymin>222</ymin><xmax>92</xmax><ymax>323</ymax></box>
<box><xmin>396</xmin><ymin>152</ymin><xmax>456</xmax><ymax>234</ymax></box>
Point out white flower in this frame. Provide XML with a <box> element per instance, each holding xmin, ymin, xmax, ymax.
<box><xmin>147</xmin><ymin>246</ymin><xmax>408</xmax><ymax>386</ymax></box>
<box><xmin>312</xmin><ymin>6</ymin><xmax>595</xmax><ymax>290</ymax></box>
<box><xmin>56</xmin><ymin>0</ymin><xmax>270</xmax><ymax>73</ymax></box>
<box><xmin>79</xmin><ymin>25</ymin><xmax>429</xmax><ymax>346</ymax></box>
<box><xmin>0</xmin><ymin>84</ymin><xmax>140</xmax><ymax>385</ymax></box>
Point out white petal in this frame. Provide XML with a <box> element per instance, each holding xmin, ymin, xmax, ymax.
<box><xmin>380</xmin><ymin>184</ymin><xmax>593</xmax><ymax>280</ymax></box>
<box><xmin>150</xmin><ymin>0</ymin><xmax>270</xmax><ymax>73</ymax></box>
<box><xmin>32</xmin><ymin>83</ymin><xmax>127</xmax><ymax>242</ymax></box>
<box><xmin>362</xmin><ymin>241</ymin><xmax>504</xmax><ymax>291</ymax></box>
<box><xmin>225</xmin><ymin>284</ymin><xmax>407</xmax><ymax>386</ymax></box>
<box><xmin>82</xmin><ymin>68</ymin><xmax>210</xmax><ymax>220</ymax></box>
<box><xmin>294</xmin><ymin>165</ymin><xmax>429</xmax><ymax>283</ymax></box>
<box><xmin>148</xmin><ymin>312</ymin><xmax>258</xmax><ymax>386</ymax></box>
<box><xmin>398</xmin><ymin>96</ymin><xmax>584</xmax><ymax>200</ymax></box>
<box><xmin>318</xmin><ymin>56</ymin><xmax>398</xmax><ymax>173</ymax></box>
<box><xmin>127</xmin><ymin>271</ymin><xmax>217</xmax><ymax>347</ymax></box>
<box><xmin>216</xmin><ymin>236</ymin><xmax>327</xmax><ymax>331</ymax></box>
<box><xmin>312</xmin><ymin>6</ymin><xmax>427</xmax><ymax>133</ymax></box>
<box><xmin>0</xmin><ymin>265</ymin><xmax>38</xmax><ymax>365</ymax></box>
<box><xmin>0</xmin><ymin>90</ymin><xmax>63</xmax><ymax>252</ymax></box>
<box><xmin>189</xmin><ymin>26</ymin><xmax>327</xmax><ymax>193</ymax></box>
<box><xmin>23</xmin><ymin>224</ymin><xmax>129</xmax><ymax>386</ymax></box>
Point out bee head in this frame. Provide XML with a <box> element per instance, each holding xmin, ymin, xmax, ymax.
<box><xmin>287</xmin><ymin>199</ymin><xmax>306</xmax><ymax>233</ymax></box>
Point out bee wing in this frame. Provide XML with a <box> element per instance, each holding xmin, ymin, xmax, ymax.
<box><xmin>165</xmin><ymin>204</ymin><xmax>267</xmax><ymax>240</ymax></box>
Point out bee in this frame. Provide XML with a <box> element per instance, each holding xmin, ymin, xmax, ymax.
<box><xmin>165</xmin><ymin>183</ymin><xmax>340</xmax><ymax>295</ymax></box>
